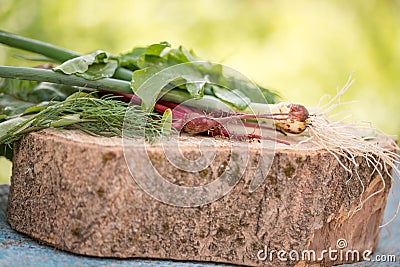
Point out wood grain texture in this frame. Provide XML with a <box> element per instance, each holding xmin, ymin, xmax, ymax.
<box><xmin>6</xmin><ymin>129</ymin><xmax>392</xmax><ymax>266</ymax></box>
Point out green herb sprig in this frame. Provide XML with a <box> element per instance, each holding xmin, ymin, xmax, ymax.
<box><xmin>0</xmin><ymin>92</ymin><xmax>166</xmax><ymax>145</ymax></box>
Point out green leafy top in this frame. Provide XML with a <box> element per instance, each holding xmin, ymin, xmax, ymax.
<box><xmin>54</xmin><ymin>50</ymin><xmax>118</xmax><ymax>80</ymax></box>
<box><xmin>50</xmin><ymin>42</ymin><xmax>279</xmax><ymax>111</ymax></box>
<box><xmin>119</xmin><ymin>42</ymin><xmax>279</xmax><ymax>111</ymax></box>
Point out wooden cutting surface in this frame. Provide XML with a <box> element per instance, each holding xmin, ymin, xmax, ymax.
<box><xmin>0</xmin><ymin>182</ymin><xmax>399</xmax><ymax>266</ymax></box>
<box><xmin>0</xmin><ymin>129</ymin><xmax>398</xmax><ymax>266</ymax></box>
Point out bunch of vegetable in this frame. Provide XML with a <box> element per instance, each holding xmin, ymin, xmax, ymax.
<box><xmin>0</xmin><ymin>31</ymin><xmax>310</xmax><ymax>147</ymax></box>
<box><xmin>0</xmin><ymin>31</ymin><xmax>399</xmax><ymax>218</ymax></box>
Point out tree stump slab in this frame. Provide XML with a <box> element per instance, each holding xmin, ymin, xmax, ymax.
<box><xmin>6</xmin><ymin>129</ymin><xmax>392</xmax><ymax>266</ymax></box>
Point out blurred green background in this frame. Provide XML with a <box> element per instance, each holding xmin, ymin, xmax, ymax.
<box><xmin>0</xmin><ymin>0</ymin><xmax>399</xmax><ymax>183</ymax></box>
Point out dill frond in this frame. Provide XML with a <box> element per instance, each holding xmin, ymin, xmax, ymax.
<box><xmin>0</xmin><ymin>94</ymin><xmax>165</xmax><ymax>144</ymax></box>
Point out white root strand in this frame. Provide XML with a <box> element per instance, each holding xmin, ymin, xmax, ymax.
<box><xmin>302</xmin><ymin>74</ymin><xmax>400</xmax><ymax>223</ymax></box>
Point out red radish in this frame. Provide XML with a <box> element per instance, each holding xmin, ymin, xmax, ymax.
<box><xmin>106</xmin><ymin>91</ymin><xmax>309</xmax><ymax>145</ymax></box>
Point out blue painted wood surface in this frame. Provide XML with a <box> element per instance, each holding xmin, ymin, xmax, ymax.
<box><xmin>0</xmin><ymin>182</ymin><xmax>399</xmax><ymax>267</ymax></box>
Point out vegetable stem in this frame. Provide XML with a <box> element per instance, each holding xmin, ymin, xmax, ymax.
<box><xmin>0</xmin><ymin>66</ymin><xmax>132</xmax><ymax>94</ymax></box>
<box><xmin>0</xmin><ymin>30</ymin><xmax>78</xmax><ymax>62</ymax></box>
<box><xmin>0</xmin><ymin>66</ymin><xmax>237</xmax><ymax>112</ymax></box>
<box><xmin>160</xmin><ymin>89</ymin><xmax>233</xmax><ymax>111</ymax></box>
<box><xmin>0</xmin><ymin>30</ymin><xmax>133</xmax><ymax>81</ymax></box>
